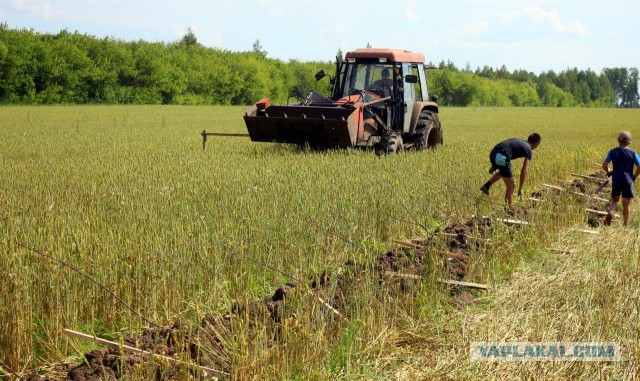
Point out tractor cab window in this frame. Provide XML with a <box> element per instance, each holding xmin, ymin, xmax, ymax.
<box><xmin>342</xmin><ymin>63</ymin><xmax>395</xmax><ymax>97</ymax></box>
<box><xmin>411</xmin><ymin>64</ymin><xmax>423</xmax><ymax>101</ymax></box>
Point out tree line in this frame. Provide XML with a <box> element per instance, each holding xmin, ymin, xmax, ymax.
<box><xmin>430</xmin><ymin>60</ymin><xmax>639</xmax><ymax>108</ymax></box>
<box><xmin>0</xmin><ymin>24</ymin><xmax>637</xmax><ymax>107</ymax></box>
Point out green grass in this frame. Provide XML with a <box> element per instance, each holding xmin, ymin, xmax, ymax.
<box><xmin>1</xmin><ymin>105</ymin><xmax>639</xmax><ymax>378</ymax></box>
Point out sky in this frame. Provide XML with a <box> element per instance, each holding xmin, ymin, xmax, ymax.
<box><xmin>1</xmin><ymin>0</ymin><xmax>638</xmax><ymax>74</ymax></box>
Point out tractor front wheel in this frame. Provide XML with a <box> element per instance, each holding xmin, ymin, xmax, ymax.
<box><xmin>378</xmin><ymin>132</ymin><xmax>403</xmax><ymax>155</ymax></box>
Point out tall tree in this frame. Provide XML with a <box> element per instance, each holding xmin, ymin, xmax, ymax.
<box><xmin>180</xmin><ymin>27</ymin><xmax>198</xmax><ymax>47</ymax></box>
<box><xmin>604</xmin><ymin>68</ymin><xmax>639</xmax><ymax>107</ymax></box>
<box><xmin>622</xmin><ymin>68</ymin><xmax>639</xmax><ymax>107</ymax></box>
<box><xmin>252</xmin><ymin>38</ymin><xmax>267</xmax><ymax>58</ymax></box>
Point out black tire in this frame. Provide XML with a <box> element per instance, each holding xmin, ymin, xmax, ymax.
<box><xmin>378</xmin><ymin>132</ymin><xmax>403</xmax><ymax>155</ymax></box>
<box><xmin>415</xmin><ymin>110</ymin><xmax>443</xmax><ymax>150</ymax></box>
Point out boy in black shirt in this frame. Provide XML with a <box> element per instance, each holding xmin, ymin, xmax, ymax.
<box><xmin>480</xmin><ymin>133</ymin><xmax>541</xmax><ymax>208</ymax></box>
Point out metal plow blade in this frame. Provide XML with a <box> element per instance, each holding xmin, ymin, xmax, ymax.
<box><xmin>244</xmin><ymin>105</ymin><xmax>357</xmax><ymax>148</ymax></box>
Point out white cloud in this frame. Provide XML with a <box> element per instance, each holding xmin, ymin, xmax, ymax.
<box><xmin>545</xmin><ymin>8</ymin><xmax>588</xmax><ymax>36</ymax></box>
<box><xmin>10</xmin><ymin>0</ymin><xmax>54</xmax><ymax>18</ymax></box>
<box><xmin>334</xmin><ymin>24</ymin><xmax>349</xmax><ymax>35</ymax></box>
<box><xmin>464</xmin><ymin>22</ymin><xmax>490</xmax><ymax>36</ymax></box>
<box><xmin>80</xmin><ymin>0</ymin><xmax>112</xmax><ymax>5</ymax></box>
<box><xmin>504</xmin><ymin>6</ymin><xmax>590</xmax><ymax>37</ymax></box>
<box><xmin>172</xmin><ymin>25</ymin><xmax>184</xmax><ymax>40</ymax></box>
<box><xmin>314</xmin><ymin>26</ymin><xmax>331</xmax><ymax>37</ymax></box>
<box><xmin>523</xmin><ymin>6</ymin><xmax>548</xmax><ymax>21</ymax></box>
<box><xmin>446</xmin><ymin>22</ymin><xmax>491</xmax><ymax>38</ymax></box>
<box><xmin>267</xmin><ymin>7</ymin><xmax>294</xmax><ymax>18</ymax></box>
<box><xmin>309</xmin><ymin>23</ymin><xmax>350</xmax><ymax>56</ymax></box>
<box><xmin>255</xmin><ymin>0</ymin><xmax>296</xmax><ymax>19</ymax></box>
<box><xmin>405</xmin><ymin>0</ymin><xmax>420</xmax><ymax>21</ymax></box>
<box><xmin>610</xmin><ymin>27</ymin><xmax>623</xmax><ymax>38</ymax></box>
<box><xmin>314</xmin><ymin>24</ymin><xmax>348</xmax><ymax>38</ymax></box>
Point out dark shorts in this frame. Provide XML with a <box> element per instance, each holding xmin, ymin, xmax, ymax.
<box><xmin>611</xmin><ymin>180</ymin><xmax>635</xmax><ymax>199</ymax></box>
<box><xmin>490</xmin><ymin>147</ymin><xmax>513</xmax><ymax>178</ymax></box>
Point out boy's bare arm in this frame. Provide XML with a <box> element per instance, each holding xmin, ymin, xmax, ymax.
<box><xmin>519</xmin><ymin>158</ymin><xmax>530</xmax><ymax>188</ymax></box>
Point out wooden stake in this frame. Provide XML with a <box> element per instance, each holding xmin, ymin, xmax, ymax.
<box><xmin>63</xmin><ymin>329</ymin><xmax>228</xmax><ymax>379</ymax></box>
<box><xmin>392</xmin><ymin>239</ymin><xmax>424</xmax><ymax>249</ymax></box>
<box><xmin>384</xmin><ymin>271</ymin><xmax>422</xmax><ymax>280</ymax></box>
<box><xmin>572</xmin><ymin>192</ymin><xmax>609</xmax><ymax>202</ymax></box>
<box><xmin>385</xmin><ymin>271</ymin><xmax>490</xmax><ymax>290</ymax></box>
<box><xmin>575</xmin><ymin>229</ymin><xmax>599</xmax><ymax>235</ymax></box>
<box><xmin>310</xmin><ymin>291</ymin><xmax>345</xmax><ymax>320</ymax></box>
<box><xmin>439</xmin><ymin>232</ymin><xmax>476</xmax><ymax>238</ymax></box>
<box><xmin>571</xmin><ymin>173</ymin><xmax>604</xmax><ymax>181</ymax></box>
<box><xmin>496</xmin><ymin>218</ymin><xmax>529</xmax><ymax>225</ymax></box>
<box><xmin>438</xmin><ymin>279</ymin><xmax>490</xmax><ymax>291</ymax></box>
<box><xmin>585</xmin><ymin>208</ymin><xmax>618</xmax><ymax>218</ymax></box>
<box><xmin>542</xmin><ymin>184</ymin><xmax>608</xmax><ymax>201</ymax></box>
<box><xmin>543</xmin><ymin>183</ymin><xmax>564</xmax><ymax>191</ymax></box>
<box><xmin>438</xmin><ymin>232</ymin><xmax>489</xmax><ymax>243</ymax></box>
<box><xmin>447</xmin><ymin>252</ymin><xmax>470</xmax><ymax>261</ymax></box>
<box><xmin>548</xmin><ymin>248</ymin><xmax>573</xmax><ymax>254</ymax></box>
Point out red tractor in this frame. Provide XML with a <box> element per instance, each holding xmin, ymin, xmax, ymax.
<box><xmin>243</xmin><ymin>48</ymin><xmax>442</xmax><ymax>154</ymax></box>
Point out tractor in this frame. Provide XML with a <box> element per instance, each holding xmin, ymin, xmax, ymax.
<box><xmin>243</xmin><ymin>48</ymin><xmax>442</xmax><ymax>154</ymax></box>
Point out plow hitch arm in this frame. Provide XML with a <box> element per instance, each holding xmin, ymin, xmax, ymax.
<box><xmin>201</xmin><ymin>130</ymin><xmax>250</xmax><ymax>151</ymax></box>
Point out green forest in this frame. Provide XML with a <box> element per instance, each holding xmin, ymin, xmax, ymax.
<box><xmin>0</xmin><ymin>24</ymin><xmax>638</xmax><ymax>107</ymax></box>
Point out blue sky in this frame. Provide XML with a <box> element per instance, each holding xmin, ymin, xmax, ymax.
<box><xmin>1</xmin><ymin>0</ymin><xmax>638</xmax><ymax>73</ymax></box>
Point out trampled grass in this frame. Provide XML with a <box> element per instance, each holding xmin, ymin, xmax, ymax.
<box><xmin>391</xmin><ymin>228</ymin><xmax>640</xmax><ymax>380</ymax></box>
<box><xmin>1</xmin><ymin>105</ymin><xmax>639</xmax><ymax>378</ymax></box>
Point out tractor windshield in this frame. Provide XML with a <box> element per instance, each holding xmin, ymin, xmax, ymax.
<box><xmin>341</xmin><ymin>63</ymin><xmax>395</xmax><ymax>97</ymax></box>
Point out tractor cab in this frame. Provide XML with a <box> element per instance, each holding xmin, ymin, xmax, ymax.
<box><xmin>328</xmin><ymin>49</ymin><xmax>432</xmax><ymax>135</ymax></box>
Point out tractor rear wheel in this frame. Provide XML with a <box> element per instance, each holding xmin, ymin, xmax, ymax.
<box><xmin>415</xmin><ymin>110</ymin><xmax>443</xmax><ymax>150</ymax></box>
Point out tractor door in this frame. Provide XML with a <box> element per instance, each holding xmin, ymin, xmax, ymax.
<box><xmin>401</xmin><ymin>62</ymin><xmax>428</xmax><ymax>133</ymax></box>
<box><xmin>401</xmin><ymin>63</ymin><xmax>415</xmax><ymax>133</ymax></box>
<box><xmin>418</xmin><ymin>64</ymin><xmax>429</xmax><ymax>101</ymax></box>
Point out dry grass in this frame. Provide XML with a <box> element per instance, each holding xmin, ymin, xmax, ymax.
<box><xmin>386</xmin><ymin>227</ymin><xmax>640</xmax><ymax>380</ymax></box>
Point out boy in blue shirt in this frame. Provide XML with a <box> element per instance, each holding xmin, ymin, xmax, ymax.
<box><xmin>602</xmin><ymin>131</ymin><xmax>640</xmax><ymax>226</ymax></box>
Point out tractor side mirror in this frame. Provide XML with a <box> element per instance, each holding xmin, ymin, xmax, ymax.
<box><xmin>404</xmin><ymin>75</ymin><xmax>418</xmax><ymax>83</ymax></box>
<box><xmin>288</xmin><ymin>86</ymin><xmax>305</xmax><ymax>103</ymax></box>
<box><xmin>430</xmin><ymin>94</ymin><xmax>439</xmax><ymax>102</ymax></box>
<box><xmin>315</xmin><ymin>70</ymin><xmax>327</xmax><ymax>81</ymax></box>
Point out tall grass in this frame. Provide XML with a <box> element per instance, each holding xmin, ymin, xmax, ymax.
<box><xmin>0</xmin><ymin>105</ymin><xmax>638</xmax><ymax>378</ymax></box>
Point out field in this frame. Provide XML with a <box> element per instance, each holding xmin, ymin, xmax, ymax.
<box><xmin>1</xmin><ymin>106</ymin><xmax>640</xmax><ymax>379</ymax></box>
